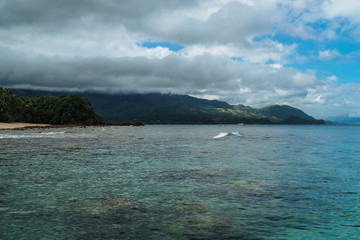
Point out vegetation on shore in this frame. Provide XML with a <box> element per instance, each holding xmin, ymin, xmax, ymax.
<box><xmin>0</xmin><ymin>88</ymin><xmax>103</xmax><ymax>124</ymax></box>
<box><xmin>12</xmin><ymin>89</ymin><xmax>324</xmax><ymax>125</ymax></box>
<box><xmin>81</xmin><ymin>92</ymin><xmax>324</xmax><ymax>124</ymax></box>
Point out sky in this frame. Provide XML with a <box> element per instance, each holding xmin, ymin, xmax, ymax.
<box><xmin>1</xmin><ymin>0</ymin><xmax>360</xmax><ymax>118</ymax></box>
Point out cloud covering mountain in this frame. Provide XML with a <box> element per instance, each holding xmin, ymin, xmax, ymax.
<box><xmin>1</xmin><ymin>0</ymin><xmax>360</xmax><ymax>118</ymax></box>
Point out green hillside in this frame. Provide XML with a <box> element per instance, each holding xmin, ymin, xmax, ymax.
<box><xmin>0</xmin><ymin>88</ymin><xmax>103</xmax><ymax>124</ymax></box>
<box><xmin>257</xmin><ymin>105</ymin><xmax>315</xmax><ymax>120</ymax></box>
<box><xmin>11</xmin><ymin>89</ymin><xmax>324</xmax><ymax>124</ymax></box>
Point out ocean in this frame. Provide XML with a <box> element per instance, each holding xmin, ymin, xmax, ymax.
<box><xmin>1</xmin><ymin>125</ymin><xmax>360</xmax><ymax>239</ymax></box>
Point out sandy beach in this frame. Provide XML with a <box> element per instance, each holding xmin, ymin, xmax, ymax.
<box><xmin>0</xmin><ymin>122</ymin><xmax>52</xmax><ymax>130</ymax></box>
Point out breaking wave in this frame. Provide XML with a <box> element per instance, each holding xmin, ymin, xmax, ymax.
<box><xmin>0</xmin><ymin>131</ymin><xmax>91</xmax><ymax>139</ymax></box>
<box><xmin>213</xmin><ymin>132</ymin><xmax>243</xmax><ymax>139</ymax></box>
<box><xmin>40</xmin><ymin>131</ymin><xmax>66</xmax><ymax>135</ymax></box>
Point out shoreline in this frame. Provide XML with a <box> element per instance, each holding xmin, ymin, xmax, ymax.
<box><xmin>1</xmin><ymin>121</ymin><xmax>328</xmax><ymax>130</ymax></box>
<box><xmin>0</xmin><ymin>122</ymin><xmax>53</xmax><ymax>130</ymax></box>
<box><xmin>0</xmin><ymin>122</ymin><xmax>145</xmax><ymax>130</ymax></box>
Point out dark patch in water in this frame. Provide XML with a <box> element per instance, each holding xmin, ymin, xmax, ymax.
<box><xmin>150</xmin><ymin>167</ymin><xmax>230</xmax><ymax>183</ymax></box>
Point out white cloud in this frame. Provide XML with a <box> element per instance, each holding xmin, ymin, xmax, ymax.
<box><xmin>291</xmin><ymin>71</ymin><xmax>318</xmax><ymax>89</ymax></box>
<box><xmin>189</xmin><ymin>93</ymin><xmax>220</xmax><ymax>100</ymax></box>
<box><xmin>323</xmin><ymin>75</ymin><xmax>338</xmax><ymax>84</ymax></box>
<box><xmin>0</xmin><ymin>0</ymin><xmax>359</xmax><ymax>118</ymax></box>
<box><xmin>297</xmin><ymin>83</ymin><xmax>360</xmax><ymax>118</ymax></box>
<box><xmin>322</xmin><ymin>0</ymin><xmax>360</xmax><ymax>21</ymax></box>
<box><xmin>183</xmin><ymin>45</ymin><xmax>238</xmax><ymax>58</ymax></box>
<box><xmin>145</xmin><ymin>47</ymin><xmax>174</xmax><ymax>59</ymax></box>
<box><xmin>239</xmin><ymin>87</ymin><xmax>252</xmax><ymax>94</ymax></box>
<box><xmin>318</xmin><ymin>49</ymin><xmax>340</xmax><ymax>60</ymax></box>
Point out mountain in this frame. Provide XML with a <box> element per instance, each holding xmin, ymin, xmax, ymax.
<box><xmin>12</xmin><ymin>89</ymin><xmax>324</xmax><ymax>124</ymax></box>
<box><xmin>257</xmin><ymin>105</ymin><xmax>315</xmax><ymax>120</ymax></box>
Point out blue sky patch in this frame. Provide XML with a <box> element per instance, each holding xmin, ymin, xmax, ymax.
<box><xmin>231</xmin><ymin>57</ymin><xmax>243</xmax><ymax>62</ymax></box>
<box><xmin>138</xmin><ymin>41</ymin><xmax>184</xmax><ymax>52</ymax></box>
<box><xmin>255</xmin><ymin>27</ymin><xmax>360</xmax><ymax>84</ymax></box>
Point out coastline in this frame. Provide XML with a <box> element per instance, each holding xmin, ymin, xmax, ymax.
<box><xmin>0</xmin><ymin>122</ymin><xmax>145</xmax><ymax>130</ymax></box>
<box><xmin>0</xmin><ymin>121</ymin><xmax>325</xmax><ymax>130</ymax></box>
<box><xmin>0</xmin><ymin>122</ymin><xmax>53</xmax><ymax>130</ymax></box>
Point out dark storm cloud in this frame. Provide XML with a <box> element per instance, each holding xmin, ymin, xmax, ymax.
<box><xmin>0</xmin><ymin>0</ymin><xmax>318</xmax><ymax>97</ymax></box>
<box><xmin>0</xmin><ymin>0</ymin><xmax>267</xmax><ymax>46</ymax></box>
<box><xmin>0</xmin><ymin>48</ymin><xmax>234</xmax><ymax>91</ymax></box>
<box><xmin>0</xmin><ymin>0</ymin><xmax>198</xmax><ymax>30</ymax></box>
<box><xmin>2</xmin><ymin>0</ymin><xmax>358</xmax><ymax>117</ymax></box>
<box><xmin>0</xmin><ymin>44</ymin><xmax>316</xmax><ymax>97</ymax></box>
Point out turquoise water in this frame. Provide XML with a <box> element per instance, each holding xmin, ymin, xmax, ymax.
<box><xmin>1</xmin><ymin>125</ymin><xmax>360</xmax><ymax>239</ymax></box>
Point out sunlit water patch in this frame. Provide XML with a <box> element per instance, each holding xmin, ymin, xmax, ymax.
<box><xmin>1</xmin><ymin>125</ymin><xmax>360</xmax><ymax>239</ymax></box>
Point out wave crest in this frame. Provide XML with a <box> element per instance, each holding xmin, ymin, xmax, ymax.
<box><xmin>213</xmin><ymin>132</ymin><xmax>243</xmax><ymax>139</ymax></box>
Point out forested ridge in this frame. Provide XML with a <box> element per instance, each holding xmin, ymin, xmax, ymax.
<box><xmin>12</xmin><ymin>89</ymin><xmax>324</xmax><ymax>125</ymax></box>
<box><xmin>0</xmin><ymin>88</ymin><xmax>103</xmax><ymax>124</ymax></box>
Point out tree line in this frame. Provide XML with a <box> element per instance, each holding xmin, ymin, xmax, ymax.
<box><xmin>0</xmin><ymin>88</ymin><xmax>103</xmax><ymax>124</ymax></box>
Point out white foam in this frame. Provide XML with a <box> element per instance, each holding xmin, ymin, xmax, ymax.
<box><xmin>0</xmin><ymin>132</ymin><xmax>91</xmax><ymax>139</ymax></box>
<box><xmin>40</xmin><ymin>131</ymin><xmax>66</xmax><ymax>135</ymax></box>
<box><xmin>0</xmin><ymin>134</ymin><xmax>32</xmax><ymax>139</ymax></box>
<box><xmin>213</xmin><ymin>132</ymin><xmax>230</xmax><ymax>139</ymax></box>
<box><xmin>213</xmin><ymin>132</ymin><xmax>243</xmax><ymax>139</ymax></box>
<box><xmin>231</xmin><ymin>132</ymin><xmax>243</xmax><ymax>137</ymax></box>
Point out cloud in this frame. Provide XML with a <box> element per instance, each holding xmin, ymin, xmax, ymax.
<box><xmin>0</xmin><ymin>45</ymin><xmax>319</xmax><ymax>96</ymax></box>
<box><xmin>322</xmin><ymin>0</ymin><xmax>360</xmax><ymax>21</ymax></box>
<box><xmin>318</xmin><ymin>49</ymin><xmax>340</xmax><ymax>60</ymax></box>
<box><xmin>291</xmin><ymin>72</ymin><xmax>318</xmax><ymax>88</ymax></box>
<box><xmin>326</xmin><ymin>75</ymin><xmax>338</xmax><ymax>82</ymax></box>
<box><xmin>0</xmin><ymin>0</ymin><xmax>198</xmax><ymax>30</ymax></box>
<box><xmin>0</xmin><ymin>0</ymin><xmax>360</xmax><ymax>118</ymax></box>
<box><xmin>304</xmin><ymin>83</ymin><xmax>360</xmax><ymax>118</ymax></box>
<box><xmin>147</xmin><ymin>1</ymin><xmax>271</xmax><ymax>46</ymax></box>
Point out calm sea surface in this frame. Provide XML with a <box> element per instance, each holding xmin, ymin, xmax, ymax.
<box><xmin>1</xmin><ymin>125</ymin><xmax>360</xmax><ymax>239</ymax></box>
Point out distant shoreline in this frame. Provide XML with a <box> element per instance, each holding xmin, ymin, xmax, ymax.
<box><xmin>1</xmin><ymin>121</ymin><xmax>331</xmax><ymax>130</ymax></box>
